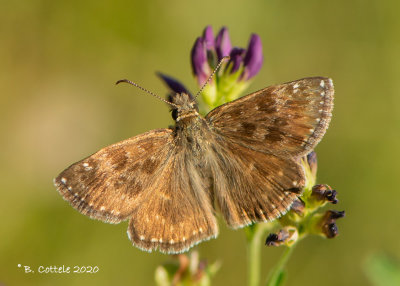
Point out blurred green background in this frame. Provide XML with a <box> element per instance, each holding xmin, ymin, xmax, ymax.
<box><xmin>1</xmin><ymin>0</ymin><xmax>399</xmax><ymax>285</ymax></box>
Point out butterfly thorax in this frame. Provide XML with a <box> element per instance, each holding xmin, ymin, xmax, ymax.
<box><xmin>170</xmin><ymin>93</ymin><xmax>211</xmax><ymax>158</ymax></box>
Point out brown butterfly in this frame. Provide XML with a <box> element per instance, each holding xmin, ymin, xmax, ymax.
<box><xmin>54</xmin><ymin>76</ymin><xmax>334</xmax><ymax>253</ymax></box>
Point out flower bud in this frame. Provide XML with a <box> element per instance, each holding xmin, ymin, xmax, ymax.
<box><xmin>319</xmin><ymin>210</ymin><xmax>345</xmax><ymax>238</ymax></box>
<box><xmin>215</xmin><ymin>27</ymin><xmax>232</xmax><ymax>60</ymax></box>
<box><xmin>191</xmin><ymin>37</ymin><xmax>211</xmax><ymax>86</ymax></box>
<box><xmin>290</xmin><ymin>198</ymin><xmax>305</xmax><ymax>215</ymax></box>
<box><xmin>202</xmin><ymin>25</ymin><xmax>215</xmax><ymax>50</ymax></box>
<box><xmin>265</xmin><ymin>227</ymin><xmax>298</xmax><ymax>247</ymax></box>
<box><xmin>311</xmin><ymin>184</ymin><xmax>338</xmax><ymax>205</ymax></box>
<box><xmin>242</xmin><ymin>34</ymin><xmax>263</xmax><ymax>80</ymax></box>
<box><xmin>157</xmin><ymin>72</ymin><xmax>191</xmax><ymax>96</ymax></box>
<box><xmin>228</xmin><ymin>47</ymin><xmax>245</xmax><ymax>74</ymax></box>
<box><xmin>154</xmin><ymin>251</ymin><xmax>220</xmax><ymax>286</ymax></box>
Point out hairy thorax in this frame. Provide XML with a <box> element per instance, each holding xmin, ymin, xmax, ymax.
<box><xmin>174</xmin><ymin>115</ymin><xmax>212</xmax><ymax>158</ymax></box>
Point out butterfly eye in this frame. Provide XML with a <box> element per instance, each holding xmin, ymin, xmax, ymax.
<box><xmin>171</xmin><ymin>109</ymin><xmax>178</xmax><ymax>120</ymax></box>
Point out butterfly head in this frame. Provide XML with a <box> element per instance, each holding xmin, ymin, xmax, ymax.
<box><xmin>168</xmin><ymin>92</ymin><xmax>199</xmax><ymax>122</ymax></box>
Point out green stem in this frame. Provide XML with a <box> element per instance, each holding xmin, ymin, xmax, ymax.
<box><xmin>265</xmin><ymin>244</ymin><xmax>296</xmax><ymax>286</ymax></box>
<box><xmin>247</xmin><ymin>224</ymin><xmax>273</xmax><ymax>286</ymax></box>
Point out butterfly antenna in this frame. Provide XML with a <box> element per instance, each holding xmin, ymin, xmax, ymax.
<box><xmin>116</xmin><ymin>79</ymin><xmax>179</xmax><ymax>108</ymax></box>
<box><xmin>194</xmin><ymin>56</ymin><xmax>230</xmax><ymax>99</ymax></box>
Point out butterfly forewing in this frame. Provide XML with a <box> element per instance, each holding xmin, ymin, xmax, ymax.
<box><xmin>206</xmin><ymin>77</ymin><xmax>334</xmax><ymax>157</ymax></box>
<box><xmin>54</xmin><ymin>129</ymin><xmax>174</xmax><ymax>223</ymax></box>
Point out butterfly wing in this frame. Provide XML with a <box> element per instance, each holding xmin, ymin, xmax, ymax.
<box><xmin>206</xmin><ymin>138</ymin><xmax>304</xmax><ymax>228</ymax></box>
<box><xmin>206</xmin><ymin>77</ymin><xmax>334</xmax><ymax>157</ymax></box>
<box><xmin>205</xmin><ymin>77</ymin><xmax>334</xmax><ymax>227</ymax></box>
<box><xmin>54</xmin><ymin>128</ymin><xmax>218</xmax><ymax>253</ymax></box>
<box><xmin>127</xmin><ymin>149</ymin><xmax>218</xmax><ymax>254</ymax></box>
<box><xmin>54</xmin><ymin>129</ymin><xmax>175</xmax><ymax>223</ymax></box>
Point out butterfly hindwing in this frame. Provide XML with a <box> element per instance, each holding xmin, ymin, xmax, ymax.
<box><xmin>206</xmin><ymin>137</ymin><xmax>304</xmax><ymax>228</ymax></box>
<box><xmin>127</xmin><ymin>150</ymin><xmax>218</xmax><ymax>254</ymax></box>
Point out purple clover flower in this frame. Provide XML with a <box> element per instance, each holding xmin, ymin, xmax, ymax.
<box><xmin>158</xmin><ymin>26</ymin><xmax>264</xmax><ymax>109</ymax></box>
<box><xmin>242</xmin><ymin>34</ymin><xmax>263</xmax><ymax>80</ymax></box>
<box><xmin>215</xmin><ymin>27</ymin><xmax>232</xmax><ymax>60</ymax></box>
<box><xmin>191</xmin><ymin>26</ymin><xmax>263</xmax><ymax>85</ymax></box>
<box><xmin>156</xmin><ymin>72</ymin><xmax>191</xmax><ymax>96</ymax></box>
<box><xmin>202</xmin><ymin>25</ymin><xmax>215</xmax><ymax>50</ymax></box>
<box><xmin>229</xmin><ymin>47</ymin><xmax>246</xmax><ymax>74</ymax></box>
<box><xmin>191</xmin><ymin>37</ymin><xmax>211</xmax><ymax>86</ymax></box>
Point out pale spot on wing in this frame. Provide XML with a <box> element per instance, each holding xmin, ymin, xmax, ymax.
<box><xmin>61</xmin><ymin>177</ymin><xmax>67</xmax><ymax>184</ymax></box>
<box><xmin>100</xmin><ymin>206</ymin><xmax>105</xmax><ymax>211</ymax></box>
<box><xmin>321</xmin><ymin>91</ymin><xmax>325</xmax><ymax>96</ymax></box>
<box><xmin>139</xmin><ymin>235</ymin><xmax>145</xmax><ymax>241</ymax></box>
<box><xmin>82</xmin><ymin>162</ymin><xmax>93</xmax><ymax>171</ymax></box>
<box><xmin>151</xmin><ymin>238</ymin><xmax>157</xmax><ymax>242</ymax></box>
<box><xmin>293</xmin><ymin>181</ymin><xmax>298</xmax><ymax>186</ymax></box>
<box><xmin>293</xmin><ymin>83</ymin><xmax>299</xmax><ymax>93</ymax></box>
<box><xmin>278</xmin><ymin>170</ymin><xmax>283</xmax><ymax>176</ymax></box>
<box><xmin>159</xmin><ymin>238</ymin><xmax>163</xmax><ymax>243</ymax></box>
<box><xmin>320</xmin><ymin>80</ymin><xmax>325</xmax><ymax>87</ymax></box>
<box><xmin>199</xmin><ymin>227</ymin><xmax>203</xmax><ymax>233</ymax></box>
<box><xmin>169</xmin><ymin>239</ymin><xmax>175</xmax><ymax>244</ymax></box>
<box><xmin>183</xmin><ymin>237</ymin><xmax>186</xmax><ymax>242</ymax></box>
<box><xmin>67</xmin><ymin>186</ymin><xmax>72</xmax><ymax>191</ymax></box>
